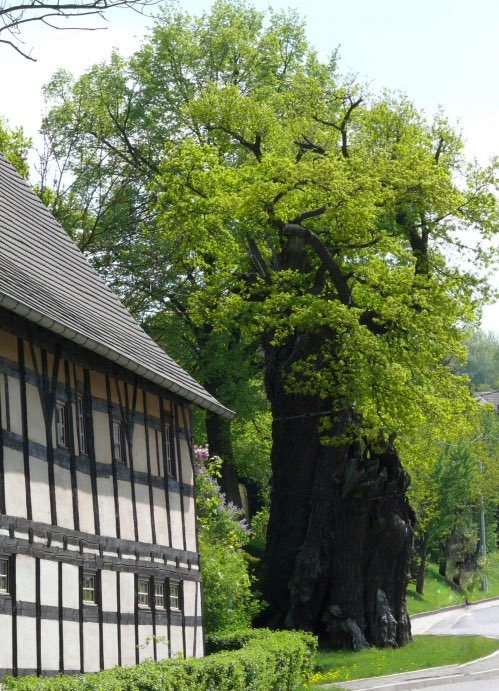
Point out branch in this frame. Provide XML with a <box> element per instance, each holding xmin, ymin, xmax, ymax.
<box><xmin>280</xmin><ymin>221</ymin><xmax>353</xmax><ymax>305</ymax></box>
<box><xmin>206</xmin><ymin>124</ymin><xmax>262</xmax><ymax>161</ymax></box>
<box><xmin>290</xmin><ymin>206</ymin><xmax>329</xmax><ymax>225</ymax></box>
<box><xmin>314</xmin><ymin>96</ymin><xmax>363</xmax><ymax>158</ymax></box>
<box><xmin>0</xmin><ymin>35</ymin><xmax>34</xmax><ymax>59</ymax></box>
<box><xmin>0</xmin><ymin>1</ymin><xmax>159</xmax><ymax>60</ymax></box>
<box><xmin>277</xmin><ymin>217</ymin><xmax>392</xmax><ymax>335</ymax></box>
<box><xmin>294</xmin><ymin>137</ymin><xmax>326</xmax><ymax>157</ymax></box>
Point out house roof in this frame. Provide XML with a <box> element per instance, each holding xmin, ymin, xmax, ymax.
<box><xmin>0</xmin><ymin>153</ymin><xmax>233</xmax><ymax>419</ymax></box>
<box><xmin>475</xmin><ymin>391</ymin><xmax>499</xmax><ymax>411</ymax></box>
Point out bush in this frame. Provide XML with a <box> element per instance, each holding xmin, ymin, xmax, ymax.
<box><xmin>206</xmin><ymin>627</ymin><xmax>282</xmax><ymax>654</ymax></box>
<box><xmin>3</xmin><ymin>630</ymin><xmax>317</xmax><ymax>691</ymax></box>
<box><xmin>194</xmin><ymin>450</ymin><xmax>262</xmax><ymax>632</ymax></box>
<box><xmin>200</xmin><ymin>538</ymin><xmax>261</xmax><ymax>632</ymax></box>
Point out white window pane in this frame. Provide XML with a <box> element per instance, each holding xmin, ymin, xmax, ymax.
<box><xmin>77</xmin><ymin>396</ymin><xmax>87</xmax><ymax>454</ymax></box>
<box><xmin>0</xmin><ymin>559</ymin><xmax>8</xmax><ymax>592</ymax></box>
<box><xmin>56</xmin><ymin>402</ymin><xmax>67</xmax><ymax>447</ymax></box>
<box><xmin>138</xmin><ymin>579</ymin><xmax>150</xmax><ymax>606</ymax></box>
<box><xmin>82</xmin><ymin>574</ymin><xmax>95</xmax><ymax>603</ymax></box>
<box><xmin>155</xmin><ymin>582</ymin><xmax>164</xmax><ymax>608</ymax></box>
<box><xmin>165</xmin><ymin>424</ymin><xmax>175</xmax><ymax>477</ymax></box>
<box><xmin>170</xmin><ymin>582</ymin><xmax>180</xmax><ymax>610</ymax></box>
<box><xmin>113</xmin><ymin>421</ymin><xmax>123</xmax><ymax>461</ymax></box>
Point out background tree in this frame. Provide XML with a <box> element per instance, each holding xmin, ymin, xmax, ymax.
<box><xmin>40</xmin><ymin>45</ymin><xmax>267</xmax><ymax>508</ymax></box>
<box><xmin>461</xmin><ymin>330</ymin><xmax>499</xmax><ymax>391</ymax></box>
<box><xmin>40</xmin><ymin>0</ymin><xmax>499</xmax><ymax>649</ymax></box>
<box><xmin>0</xmin><ymin>115</ymin><xmax>30</xmax><ymax>176</ymax></box>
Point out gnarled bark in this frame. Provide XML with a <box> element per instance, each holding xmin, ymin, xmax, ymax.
<box><xmin>261</xmin><ymin>335</ymin><xmax>414</xmax><ymax>649</ymax></box>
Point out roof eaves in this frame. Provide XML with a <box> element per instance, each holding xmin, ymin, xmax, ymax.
<box><xmin>0</xmin><ymin>291</ymin><xmax>235</xmax><ymax>420</ymax></box>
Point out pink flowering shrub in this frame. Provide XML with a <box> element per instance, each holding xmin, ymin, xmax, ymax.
<box><xmin>193</xmin><ymin>446</ymin><xmax>261</xmax><ymax>632</ymax></box>
<box><xmin>194</xmin><ymin>447</ymin><xmax>250</xmax><ymax>548</ymax></box>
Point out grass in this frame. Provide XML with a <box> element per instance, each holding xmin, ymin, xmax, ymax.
<box><xmin>407</xmin><ymin>553</ymin><xmax>499</xmax><ymax>615</ymax></box>
<box><xmin>302</xmin><ymin>635</ymin><xmax>499</xmax><ymax>688</ymax></box>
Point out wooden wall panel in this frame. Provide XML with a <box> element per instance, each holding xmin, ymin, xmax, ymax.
<box><xmin>0</xmin><ymin>319</ymin><xmax>204</xmax><ymax>677</ymax></box>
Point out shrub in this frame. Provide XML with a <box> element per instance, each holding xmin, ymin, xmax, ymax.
<box><xmin>250</xmin><ymin>508</ymin><xmax>269</xmax><ymax>543</ymax></box>
<box><xmin>2</xmin><ymin>630</ymin><xmax>317</xmax><ymax>691</ymax></box>
<box><xmin>200</xmin><ymin>537</ymin><xmax>261</xmax><ymax>632</ymax></box>
<box><xmin>206</xmin><ymin>627</ymin><xmax>279</xmax><ymax>654</ymax></box>
<box><xmin>193</xmin><ymin>450</ymin><xmax>262</xmax><ymax>632</ymax></box>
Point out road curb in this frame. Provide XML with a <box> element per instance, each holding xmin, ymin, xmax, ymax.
<box><xmin>410</xmin><ymin>594</ymin><xmax>499</xmax><ymax>619</ymax></box>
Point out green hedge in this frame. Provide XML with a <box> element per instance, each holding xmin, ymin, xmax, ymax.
<box><xmin>206</xmin><ymin>627</ymin><xmax>282</xmax><ymax>653</ymax></box>
<box><xmin>3</xmin><ymin>630</ymin><xmax>317</xmax><ymax>691</ymax></box>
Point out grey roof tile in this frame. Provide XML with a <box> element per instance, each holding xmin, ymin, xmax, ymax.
<box><xmin>0</xmin><ymin>152</ymin><xmax>233</xmax><ymax>418</ymax></box>
<box><xmin>475</xmin><ymin>391</ymin><xmax>499</xmax><ymax>410</ymax></box>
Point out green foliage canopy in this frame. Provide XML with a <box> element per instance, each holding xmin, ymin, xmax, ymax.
<box><xmin>41</xmin><ymin>0</ymin><xmax>499</xmax><ymax>478</ymax></box>
<box><xmin>0</xmin><ymin>116</ymin><xmax>30</xmax><ymax>177</ymax></box>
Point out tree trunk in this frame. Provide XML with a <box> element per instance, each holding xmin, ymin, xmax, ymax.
<box><xmin>205</xmin><ymin>411</ymin><xmax>243</xmax><ymax>508</ymax></box>
<box><xmin>415</xmin><ymin>535</ymin><xmax>428</xmax><ymax>595</ymax></box>
<box><xmin>261</xmin><ymin>334</ymin><xmax>414</xmax><ymax>649</ymax></box>
<box><xmin>439</xmin><ymin>559</ymin><xmax>447</xmax><ymax>578</ymax></box>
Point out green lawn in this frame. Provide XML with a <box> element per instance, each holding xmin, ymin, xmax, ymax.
<box><xmin>302</xmin><ymin>635</ymin><xmax>499</xmax><ymax>688</ymax></box>
<box><xmin>407</xmin><ymin>553</ymin><xmax>499</xmax><ymax>615</ymax></box>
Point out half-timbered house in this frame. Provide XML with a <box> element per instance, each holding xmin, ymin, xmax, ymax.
<box><xmin>0</xmin><ymin>152</ymin><xmax>233</xmax><ymax>677</ymax></box>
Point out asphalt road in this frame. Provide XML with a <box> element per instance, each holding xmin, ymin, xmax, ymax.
<box><xmin>328</xmin><ymin>600</ymin><xmax>499</xmax><ymax>691</ymax></box>
<box><xmin>411</xmin><ymin>599</ymin><xmax>499</xmax><ymax>638</ymax></box>
<box><xmin>422</xmin><ymin>678</ymin><xmax>499</xmax><ymax>690</ymax></box>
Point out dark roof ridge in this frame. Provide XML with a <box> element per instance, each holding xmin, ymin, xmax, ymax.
<box><xmin>0</xmin><ymin>152</ymin><xmax>233</xmax><ymax>419</ymax></box>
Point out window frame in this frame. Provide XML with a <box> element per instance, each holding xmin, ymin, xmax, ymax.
<box><xmin>76</xmin><ymin>394</ymin><xmax>88</xmax><ymax>455</ymax></box>
<box><xmin>0</xmin><ymin>557</ymin><xmax>10</xmax><ymax>595</ymax></box>
<box><xmin>55</xmin><ymin>400</ymin><xmax>69</xmax><ymax>449</ymax></box>
<box><xmin>169</xmin><ymin>580</ymin><xmax>181</xmax><ymax>611</ymax></box>
<box><xmin>82</xmin><ymin>572</ymin><xmax>97</xmax><ymax>605</ymax></box>
<box><xmin>154</xmin><ymin>580</ymin><xmax>165</xmax><ymax>610</ymax></box>
<box><xmin>164</xmin><ymin>422</ymin><xmax>177</xmax><ymax>479</ymax></box>
<box><xmin>137</xmin><ymin>578</ymin><xmax>150</xmax><ymax>608</ymax></box>
<box><xmin>112</xmin><ymin>418</ymin><xmax>126</xmax><ymax>464</ymax></box>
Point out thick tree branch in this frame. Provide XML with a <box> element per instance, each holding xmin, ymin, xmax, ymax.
<box><xmin>206</xmin><ymin>124</ymin><xmax>262</xmax><ymax>160</ymax></box>
<box><xmin>280</xmin><ymin>221</ymin><xmax>353</xmax><ymax>305</ymax></box>
<box><xmin>314</xmin><ymin>96</ymin><xmax>363</xmax><ymax>158</ymax></box>
<box><xmin>294</xmin><ymin>137</ymin><xmax>326</xmax><ymax>157</ymax></box>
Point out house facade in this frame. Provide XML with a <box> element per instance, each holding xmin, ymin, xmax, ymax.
<box><xmin>0</xmin><ymin>153</ymin><xmax>232</xmax><ymax>676</ymax></box>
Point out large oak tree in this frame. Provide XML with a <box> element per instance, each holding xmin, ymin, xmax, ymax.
<box><xmin>41</xmin><ymin>0</ymin><xmax>499</xmax><ymax>648</ymax></box>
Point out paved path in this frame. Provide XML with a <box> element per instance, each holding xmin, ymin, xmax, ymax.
<box><xmin>323</xmin><ymin>649</ymin><xmax>499</xmax><ymax>690</ymax></box>
<box><xmin>319</xmin><ymin>600</ymin><xmax>499</xmax><ymax>690</ymax></box>
<box><xmin>411</xmin><ymin>599</ymin><xmax>499</xmax><ymax>638</ymax></box>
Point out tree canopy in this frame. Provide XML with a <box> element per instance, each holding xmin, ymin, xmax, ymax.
<box><xmin>40</xmin><ymin>0</ymin><xmax>499</xmax><ymax>647</ymax></box>
<box><xmin>0</xmin><ymin>115</ymin><xmax>30</xmax><ymax>176</ymax></box>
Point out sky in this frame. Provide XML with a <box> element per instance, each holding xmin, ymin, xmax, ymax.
<box><xmin>1</xmin><ymin>0</ymin><xmax>498</xmax><ymax>331</ymax></box>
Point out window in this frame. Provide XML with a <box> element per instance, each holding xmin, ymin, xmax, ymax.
<box><xmin>112</xmin><ymin>419</ymin><xmax>125</xmax><ymax>463</ymax></box>
<box><xmin>82</xmin><ymin>573</ymin><xmax>96</xmax><ymax>604</ymax></box>
<box><xmin>154</xmin><ymin>581</ymin><xmax>165</xmax><ymax>609</ymax></box>
<box><xmin>77</xmin><ymin>395</ymin><xmax>87</xmax><ymax>454</ymax></box>
<box><xmin>56</xmin><ymin>401</ymin><xmax>68</xmax><ymax>448</ymax></box>
<box><xmin>0</xmin><ymin>559</ymin><xmax>9</xmax><ymax>594</ymax></box>
<box><xmin>138</xmin><ymin>578</ymin><xmax>150</xmax><ymax>607</ymax></box>
<box><xmin>169</xmin><ymin>581</ymin><xmax>180</xmax><ymax>610</ymax></box>
<box><xmin>165</xmin><ymin>423</ymin><xmax>176</xmax><ymax>478</ymax></box>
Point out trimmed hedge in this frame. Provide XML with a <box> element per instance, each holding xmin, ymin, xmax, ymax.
<box><xmin>3</xmin><ymin>630</ymin><xmax>317</xmax><ymax>691</ymax></box>
<box><xmin>206</xmin><ymin>627</ymin><xmax>283</xmax><ymax>653</ymax></box>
